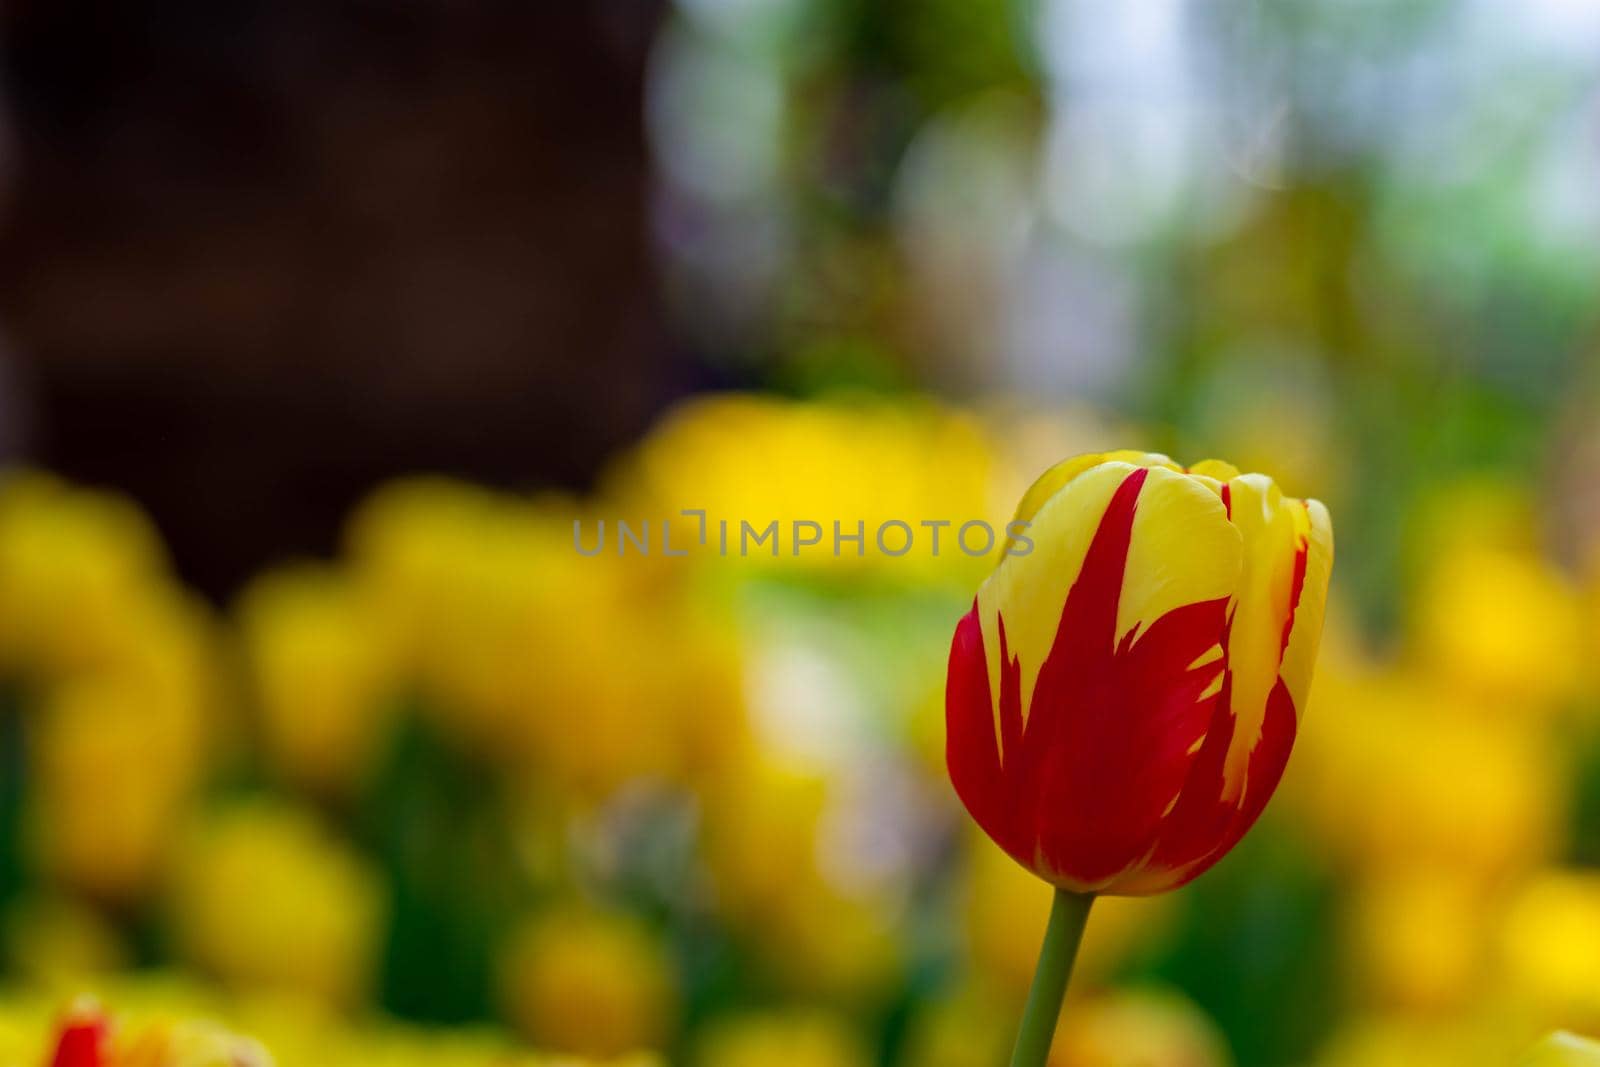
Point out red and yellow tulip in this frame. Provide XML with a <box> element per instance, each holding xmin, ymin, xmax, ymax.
<box><xmin>946</xmin><ymin>451</ymin><xmax>1333</xmax><ymax>896</ymax></box>
<box><xmin>47</xmin><ymin>1005</ymin><xmax>108</xmax><ymax>1067</ymax></box>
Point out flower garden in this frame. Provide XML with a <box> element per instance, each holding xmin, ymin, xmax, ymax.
<box><xmin>2</xmin><ymin>393</ymin><xmax>1600</xmax><ymax>1065</ymax></box>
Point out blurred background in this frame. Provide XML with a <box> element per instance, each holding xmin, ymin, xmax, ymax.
<box><xmin>1</xmin><ymin>1</ymin><xmax>1599</xmax><ymax>1065</ymax></box>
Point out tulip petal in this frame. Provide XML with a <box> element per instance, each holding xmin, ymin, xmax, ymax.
<box><xmin>1000</xmin><ymin>451</ymin><xmax>1177</xmax><ymax>557</ymax></box>
<box><xmin>1187</xmin><ymin>459</ymin><xmax>1241</xmax><ymax>481</ymax></box>
<box><xmin>1125</xmin><ymin>489</ymin><xmax>1330</xmax><ymax>893</ymax></box>
<box><xmin>1117</xmin><ymin>467</ymin><xmax>1245</xmax><ymax>649</ymax></box>
<box><xmin>978</xmin><ymin>461</ymin><xmax>1134</xmax><ymax>737</ymax></box>
<box><xmin>946</xmin><ymin>603</ymin><xmax>1005</xmax><ymax>842</ymax></box>
<box><xmin>1119</xmin><ymin>672</ymin><xmax>1298</xmax><ymax>894</ymax></box>
<box><xmin>1216</xmin><ymin>473</ymin><xmax>1308</xmax><ymax>800</ymax></box>
<box><xmin>979</xmin><ymin>462</ymin><xmax>1240</xmax><ymax>738</ymax></box>
<box><xmin>1279</xmin><ymin>498</ymin><xmax>1333</xmax><ymax>717</ymax></box>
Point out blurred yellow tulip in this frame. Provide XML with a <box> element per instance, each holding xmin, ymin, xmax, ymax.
<box><xmin>652</xmin><ymin>608</ymin><xmax>751</xmax><ymax>793</ymax></box>
<box><xmin>0</xmin><ymin>472</ymin><xmax>169</xmax><ymax>678</ymax></box>
<box><xmin>894</xmin><ymin>989</ymin><xmax>1012</xmax><ymax>1067</ymax></box>
<box><xmin>699</xmin><ymin>760</ymin><xmax>900</xmax><ymax>997</ymax></box>
<box><xmin>4</xmin><ymin>973</ymin><xmax>673</xmax><ymax>1067</ymax></box>
<box><xmin>1412</xmin><ymin>543</ymin><xmax>1584</xmax><ymax>713</ymax></box>
<box><xmin>1047</xmin><ymin>987</ymin><xmax>1231</xmax><ymax>1067</ymax></box>
<box><xmin>498</xmin><ymin>906</ymin><xmax>675</xmax><ymax>1059</ymax></box>
<box><xmin>964</xmin><ymin>837</ymin><xmax>1172</xmax><ymax>1004</ymax></box>
<box><xmin>1315</xmin><ymin>1013</ymin><xmax>1530</xmax><ymax>1067</ymax></box>
<box><xmin>1293</xmin><ymin>666</ymin><xmax>1560</xmax><ymax>883</ymax></box>
<box><xmin>30</xmin><ymin>592</ymin><xmax>215</xmax><ymax>900</ymax></box>
<box><xmin>1524</xmin><ymin>1033</ymin><xmax>1600</xmax><ymax>1066</ymax></box>
<box><xmin>767</xmin><ymin>883</ymin><xmax>902</xmax><ymax>1001</ymax></box>
<box><xmin>607</xmin><ymin>394</ymin><xmax>1003</xmax><ymax>581</ymax></box>
<box><xmin>346</xmin><ymin>479</ymin><xmax>688</xmax><ymax>799</ymax></box>
<box><xmin>236</xmin><ymin>563</ymin><xmax>399</xmax><ymax>794</ymax></box>
<box><xmin>1501</xmin><ymin>871</ymin><xmax>1600</xmax><ymax>1032</ymax></box>
<box><xmin>693</xmin><ymin>1012</ymin><xmax>871</xmax><ymax>1067</ymax></box>
<box><xmin>1</xmin><ymin>895</ymin><xmax>128</xmax><ymax>989</ymax></box>
<box><xmin>169</xmin><ymin>802</ymin><xmax>384</xmax><ymax>1008</ymax></box>
<box><xmin>1348</xmin><ymin>869</ymin><xmax>1487</xmax><ymax>1012</ymax></box>
<box><xmin>701</xmin><ymin>761</ymin><xmax>830</xmax><ymax>928</ymax></box>
<box><xmin>117</xmin><ymin>1017</ymin><xmax>273</xmax><ymax>1067</ymax></box>
<box><xmin>346</xmin><ymin>478</ymin><xmax>562</xmax><ymax>751</ymax></box>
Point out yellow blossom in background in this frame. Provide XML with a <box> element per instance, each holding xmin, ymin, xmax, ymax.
<box><xmin>1</xmin><ymin>895</ymin><xmax>128</xmax><ymax>988</ymax></box>
<box><xmin>168</xmin><ymin>802</ymin><xmax>384</xmax><ymax>1009</ymax></box>
<box><xmin>607</xmin><ymin>394</ymin><xmax>1004</xmax><ymax>580</ymax></box>
<box><xmin>1411</xmin><ymin>542</ymin><xmax>1584</xmax><ymax>713</ymax></box>
<box><xmin>1047</xmin><ymin>987</ymin><xmax>1232</xmax><ymax>1067</ymax></box>
<box><xmin>498</xmin><ymin>906</ymin><xmax>675</xmax><ymax>1059</ymax></box>
<box><xmin>963</xmin><ymin>837</ymin><xmax>1171</xmax><ymax>1003</ymax></box>
<box><xmin>698</xmin><ymin>760</ymin><xmax>900</xmax><ymax>998</ymax></box>
<box><xmin>117</xmin><ymin>1017</ymin><xmax>273</xmax><ymax>1067</ymax></box>
<box><xmin>342</xmin><ymin>477</ymin><xmax>492</xmax><ymax>652</ymax></box>
<box><xmin>235</xmin><ymin>564</ymin><xmax>398</xmax><ymax>795</ymax></box>
<box><xmin>0</xmin><ymin>1008</ymin><xmax>43</xmax><ymax>1067</ymax></box>
<box><xmin>0</xmin><ymin>472</ymin><xmax>169</xmax><ymax>678</ymax></box>
<box><xmin>10</xmin><ymin>413</ymin><xmax>1600</xmax><ymax>1067</ymax></box>
<box><xmin>1500</xmin><ymin>871</ymin><xmax>1600</xmax><ymax>1033</ymax></box>
<box><xmin>894</xmin><ymin>989</ymin><xmax>1011</xmax><ymax>1067</ymax></box>
<box><xmin>344</xmin><ymin>478</ymin><xmax>560</xmax><ymax>752</ymax></box>
<box><xmin>694</xmin><ymin>1012</ymin><xmax>871</xmax><ymax>1067</ymax></box>
<box><xmin>507</xmin><ymin>600</ymin><xmax>678</xmax><ymax>801</ymax></box>
<box><xmin>701</xmin><ymin>761</ymin><xmax>830</xmax><ymax>929</ymax></box>
<box><xmin>1524</xmin><ymin>1032</ymin><xmax>1600</xmax><ymax>1066</ymax></box>
<box><xmin>0</xmin><ymin>474</ymin><xmax>218</xmax><ymax>907</ymax></box>
<box><xmin>766</xmin><ymin>880</ymin><xmax>902</xmax><ymax>1001</ymax></box>
<box><xmin>344</xmin><ymin>479</ymin><xmax>684</xmax><ymax>798</ymax></box>
<box><xmin>191</xmin><ymin>987</ymin><xmax>342</xmax><ymax>1067</ymax></box>
<box><xmin>1314</xmin><ymin>1013</ymin><xmax>1531</xmax><ymax>1067</ymax></box>
<box><xmin>1293</xmin><ymin>665</ymin><xmax>1560</xmax><ymax>882</ymax></box>
<box><xmin>0</xmin><ymin>985</ymin><xmax>674</xmax><ymax>1067</ymax></box>
<box><xmin>29</xmin><ymin>591</ymin><xmax>215</xmax><ymax>901</ymax></box>
<box><xmin>658</xmin><ymin>610</ymin><xmax>751</xmax><ymax>792</ymax></box>
<box><xmin>208</xmin><ymin>987</ymin><xmax>544</xmax><ymax>1067</ymax></box>
<box><xmin>1347</xmin><ymin>869</ymin><xmax>1488</xmax><ymax>1013</ymax></box>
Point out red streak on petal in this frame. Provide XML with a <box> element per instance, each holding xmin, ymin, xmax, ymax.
<box><xmin>1279</xmin><ymin>506</ymin><xmax>1311</xmax><ymax>655</ymax></box>
<box><xmin>1153</xmin><ymin>676</ymin><xmax>1298</xmax><ymax>891</ymax></box>
<box><xmin>996</xmin><ymin>612</ymin><xmax>1023</xmax><ymax>778</ymax></box>
<box><xmin>946</xmin><ymin>601</ymin><xmax>1005</xmax><ymax>849</ymax></box>
<box><xmin>49</xmin><ymin>1015</ymin><xmax>109</xmax><ymax>1067</ymax></box>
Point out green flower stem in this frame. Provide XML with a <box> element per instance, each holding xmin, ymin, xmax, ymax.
<box><xmin>1009</xmin><ymin>888</ymin><xmax>1095</xmax><ymax>1067</ymax></box>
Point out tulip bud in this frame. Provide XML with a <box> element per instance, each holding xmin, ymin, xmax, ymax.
<box><xmin>947</xmin><ymin>452</ymin><xmax>1332</xmax><ymax>895</ymax></box>
<box><xmin>48</xmin><ymin>1002</ymin><xmax>110</xmax><ymax>1067</ymax></box>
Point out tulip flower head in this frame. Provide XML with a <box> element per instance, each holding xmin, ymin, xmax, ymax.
<box><xmin>49</xmin><ymin>1003</ymin><xmax>110</xmax><ymax>1067</ymax></box>
<box><xmin>947</xmin><ymin>452</ymin><xmax>1333</xmax><ymax>895</ymax></box>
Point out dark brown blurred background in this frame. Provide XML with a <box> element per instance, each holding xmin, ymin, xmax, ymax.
<box><xmin>0</xmin><ymin>1</ymin><xmax>684</xmax><ymax>598</ymax></box>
